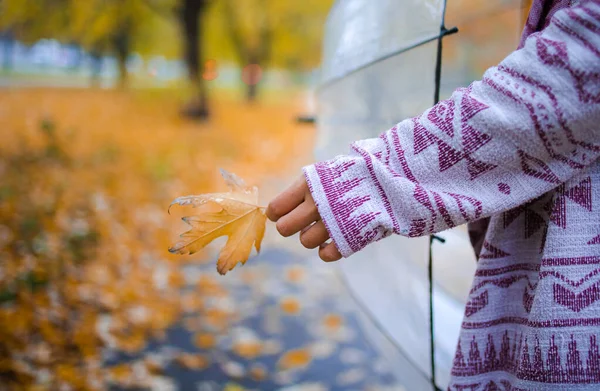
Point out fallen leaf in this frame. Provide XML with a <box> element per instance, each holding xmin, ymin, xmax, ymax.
<box><xmin>194</xmin><ymin>333</ymin><xmax>216</xmax><ymax>349</ymax></box>
<box><xmin>232</xmin><ymin>341</ymin><xmax>262</xmax><ymax>359</ymax></box>
<box><xmin>285</xmin><ymin>266</ymin><xmax>305</xmax><ymax>283</ymax></box>
<box><xmin>108</xmin><ymin>364</ymin><xmax>133</xmax><ymax>385</ymax></box>
<box><xmin>280</xmin><ymin>297</ymin><xmax>301</xmax><ymax>314</ymax></box>
<box><xmin>323</xmin><ymin>314</ymin><xmax>343</xmax><ymax>331</ymax></box>
<box><xmin>223</xmin><ymin>382</ymin><xmax>246</xmax><ymax>391</ymax></box>
<box><xmin>174</xmin><ymin>353</ymin><xmax>210</xmax><ymax>370</ymax></box>
<box><xmin>277</xmin><ymin>348</ymin><xmax>312</xmax><ymax>370</ymax></box>
<box><xmin>249</xmin><ymin>363</ymin><xmax>267</xmax><ymax>381</ymax></box>
<box><xmin>143</xmin><ymin>357</ymin><xmax>164</xmax><ymax>375</ymax></box>
<box><xmin>169</xmin><ymin>169</ymin><xmax>267</xmax><ymax>275</ymax></box>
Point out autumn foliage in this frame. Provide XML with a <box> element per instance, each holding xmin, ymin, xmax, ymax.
<box><xmin>0</xmin><ymin>88</ymin><xmax>315</xmax><ymax>389</ymax></box>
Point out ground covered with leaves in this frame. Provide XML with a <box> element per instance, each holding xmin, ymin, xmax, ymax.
<box><xmin>0</xmin><ymin>88</ymin><xmax>403</xmax><ymax>390</ymax></box>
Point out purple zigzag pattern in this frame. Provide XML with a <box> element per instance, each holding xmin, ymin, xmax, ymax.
<box><xmin>475</xmin><ymin>263</ymin><xmax>540</xmax><ymax>277</ymax></box>
<box><xmin>408</xmin><ymin>188</ymin><xmax>483</xmax><ymax>236</ymax></box>
<box><xmin>483</xmin><ymin>73</ymin><xmax>586</xmax><ymax>174</ymax></box>
<box><xmin>427</xmin><ymin>98</ymin><xmax>455</xmax><ymax>137</ymax></box>
<box><xmin>523</xmin><ymin>287</ymin><xmax>534</xmax><ymax>313</ymax></box>
<box><xmin>553</xmin><ymin>280</ymin><xmax>600</xmax><ymax>312</ymax></box>
<box><xmin>452</xmin><ymin>383</ymin><xmax>481</xmax><ymax>391</ymax></box>
<box><xmin>460</xmin><ymin>92</ymin><xmax>497</xmax><ymax>180</ymax></box>
<box><xmin>448</xmin><ymin>192</ymin><xmax>483</xmax><ymax>221</ymax></box>
<box><xmin>352</xmin><ymin>144</ymin><xmax>400</xmax><ymax>234</ymax></box>
<box><xmin>503</xmin><ymin>194</ymin><xmax>553</xmax><ymax>239</ymax></box>
<box><xmin>409</xmin><ymin>184</ymin><xmax>436</xmax><ymax>237</ymax></box>
<box><xmin>465</xmin><ymin>290</ymin><xmax>489</xmax><ymax>317</ymax></box>
<box><xmin>413</xmin><ymin>92</ymin><xmax>496</xmax><ymax>180</ymax></box>
<box><xmin>562</xmin><ymin>7</ymin><xmax>600</xmax><ymax>104</ymax></box>
<box><xmin>482</xmin><ymin>381</ymin><xmax>500</xmax><ymax>391</ymax></box>
<box><xmin>588</xmin><ymin>234</ymin><xmax>600</xmax><ymax>245</ymax></box>
<box><xmin>462</xmin><ymin>317</ymin><xmax>600</xmax><ymax>330</ymax></box>
<box><xmin>471</xmin><ymin>268</ymin><xmax>600</xmax><ymax>297</ymax></box>
<box><xmin>550</xmin><ymin>176</ymin><xmax>593</xmax><ymax>228</ymax></box>
<box><xmin>492</xmin><ymin>65</ymin><xmax>600</xmax><ymax>162</ymax></box>
<box><xmin>470</xmin><ymin>275</ymin><xmax>536</xmax><ymax>295</ymax></box>
<box><xmin>450</xmin><ymin>383</ymin><xmax>482</xmax><ymax>391</ymax></box>
<box><xmin>480</xmin><ymin>241</ymin><xmax>511</xmax><ymax>259</ymax></box>
<box><xmin>392</xmin><ymin>124</ymin><xmax>418</xmax><ymax>182</ymax></box>
<box><xmin>314</xmin><ymin>160</ymin><xmax>381</xmax><ymax>253</ymax></box>
<box><xmin>376</xmin><ymin>130</ymin><xmax>423</xmax><ymax>184</ymax></box>
<box><xmin>452</xmin><ymin>333</ymin><xmax>600</xmax><ymax>384</ymax></box>
<box><xmin>539</xmin><ymin>268</ymin><xmax>600</xmax><ymax>288</ymax></box>
<box><xmin>433</xmin><ymin>191</ymin><xmax>455</xmax><ymax>228</ymax></box>
<box><xmin>542</xmin><ymin>255</ymin><xmax>600</xmax><ymax>266</ymax></box>
<box><xmin>567</xmin><ymin>176</ymin><xmax>593</xmax><ymax>210</ymax></box>
<box><xmin>555</xmin><ymin>14</ymin><xmax>600</xmax><ymax>59</ymax></box>
<box><xmin>518</xmin><ymin>150</ymin><xmax>562</xmax><ymax>184</ymax></box>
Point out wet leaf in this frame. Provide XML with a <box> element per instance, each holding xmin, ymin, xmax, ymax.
<box><xmin>280</xmin><ymin>297</ymin><xmax>301</xmax><ymax>314</ymax></box>
<box><xmin>169</xmin><ymin>169</ymin><xmax>267</xmax><ymax>275</ymax></box>
<box><xmin>249</xmin><ymin>363</ymin><xmax>267</xmax><ymax>381</ymax></box>
<box><xmin>194</xmin><ymin>333</ymin><xmax>216</xmax><ymax>349</ymax></box>
<box><xmin>277</xmin><ymin>348</ymin><xmax>312</xmax><ymax>370</ymax></box>
<box><xmin>174</xmin><ymin>353</ymin><xmax>210</xmax><ymax>370</ymax></box>
<box><xmin>232</xmin><ymin>341</ymin><xmax>262</xmax><ymax>359</ymax></box>
<box><xmin>323</xmin><ymin>314</ymin><xmax>343</xmax><ymax>331</ymax></box>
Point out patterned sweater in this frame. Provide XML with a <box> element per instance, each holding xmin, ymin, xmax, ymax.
<box><xmin>304</xmin><ymin>1</ymin><xmax>600</xmax><ymax>389</ymax></box>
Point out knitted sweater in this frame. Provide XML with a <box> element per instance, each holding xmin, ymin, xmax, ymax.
<box><xmin>304</xmin><ymin>1</ymin><xmax>600</xmax><ymax>389</ymax></box>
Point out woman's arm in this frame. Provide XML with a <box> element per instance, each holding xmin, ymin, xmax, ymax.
<box><xmin>270</xmin><ymin>1</ymin><xmax>600</xmax><ymax>260</ymax></box>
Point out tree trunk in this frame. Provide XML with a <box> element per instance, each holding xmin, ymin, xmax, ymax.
<box><xmin>1</xmin><ymin>31</ymin><xmax>14</xmax><ymax>71</ymax></box>
<box><xmin>89</xmin><ymin>49</ymin><xmax>103</xmax><ymax>88</ymax></box>
<box><xmin>68</xmin><ymin>43</ymin><xmax>83</xmax><ymax>72</ymax></box>
<box><xmin>113</xmin><ymin>26</ymin><xmax>131</xmax><ymax>89</ymax></box>
<box><xmin>246</xmin><ymin>82</ymin><xmax>258</xmax><ymax>101</ymax></box>
<box><xmin>180</xmin><ymin>0</ymin><xmax>209</xmax><ymax>120</ymax></box>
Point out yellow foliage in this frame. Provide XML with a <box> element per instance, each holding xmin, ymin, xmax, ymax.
<box><xmin>204</xmin><ymin>0</ymin><xmax>335</xmax><ymax>70</ymax></box>
<box><xmin>0</xmin><ymin>0</ymin><xmax>179</xmax><ymax>56</ymax></box>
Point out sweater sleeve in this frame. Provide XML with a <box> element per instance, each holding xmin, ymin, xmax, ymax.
<box><xmin>303</xmin><ymin>1</ymin><xmax>600</xmax><ymax>258</ymax></box>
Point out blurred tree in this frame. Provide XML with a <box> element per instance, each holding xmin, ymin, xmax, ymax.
<box><xmin>68</xmin><ymin>0</ymin><xmax>176</xmax><ymax>88</ymax></box>
<box><xmin>178</xmin><ymin>0</ymin><xmax>211</xmax><ymax>120</ymax></box>
<box><xmin>205</xmin><ymin>0</ymin><xmax>333</xmax><ymax>101</ymax></box>
<box><xmin>0</xmin><ymin>0</ymin><xmax>177</xmax><ymax>87</ymax></box>
<box><xmin>1</xmin><ymin>30</ymin><xmax>15</xmax><ymax>70</ymax></box>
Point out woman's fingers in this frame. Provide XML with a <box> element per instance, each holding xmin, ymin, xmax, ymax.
<box><xmin>266</xmin><ymin>176</ymin><xmax>308</xmax><ymax>222</ymax></box>
<box><xmin>299</xmin><ymin>220</ymin><xmax>329</xmax><ymax>249</ymax></box>
<box><xmin>275</xmin><ymin>193</ymin><xmax>320</xmax><ymax>237</ymax></box>
<box><xmin>267</xmin><ymin>175</ymin><xmax>343</xmax><ymax>263</ymax></box>
<box><xmin>319</xmin><ymin>242</ymin><xmax>343</xmax><ymax>262</ymax></box>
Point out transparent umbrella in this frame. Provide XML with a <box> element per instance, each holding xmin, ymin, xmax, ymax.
<box><xmin>314</xmin><ymin>1</ymin><xmax>468</xmax><ymax>390</ymax></box>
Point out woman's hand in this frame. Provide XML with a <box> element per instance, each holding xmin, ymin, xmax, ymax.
<box><xmin>266</xmin><ymin>176</ymin><xmax>342</xmax><ymax>262</ymax></box>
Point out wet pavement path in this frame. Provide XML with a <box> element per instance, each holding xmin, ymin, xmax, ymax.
<box><xmin>109</xmin><ymin>248</ymin><xmax>405</xmax><ymax>391</ymax></box>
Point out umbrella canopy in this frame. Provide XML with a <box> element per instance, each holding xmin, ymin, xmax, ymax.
<box><xmin>314</xmin><ymin>0</ymin><xmax>476</xmax><ymax>389</ymax></box>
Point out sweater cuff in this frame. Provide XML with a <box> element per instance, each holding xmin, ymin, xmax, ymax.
<box><xmin>303</xmin><ymin>156</ymin><xmax>390</xmax><ymax>258</ymax></box>
<box><xmin>303</xmin><ymin>162</ymin><xmax>354</xmax><ymax>257</ymax></box>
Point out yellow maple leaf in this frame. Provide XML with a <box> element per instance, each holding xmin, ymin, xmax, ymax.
<box><xmin>169</xmin><ymin>169</ymin><xmax>267</xmax><ymax>275</ymax></box>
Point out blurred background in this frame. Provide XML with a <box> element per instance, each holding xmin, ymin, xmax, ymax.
<box><xmin>0</xmin><ymin>0</ymin><xmax>529</xmax><ymax>390</ymax></box>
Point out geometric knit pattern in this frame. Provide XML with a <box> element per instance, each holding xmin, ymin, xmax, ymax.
<box><xmin>304</xmin><ymin>1</ymin><xmax>600</xmax><ymax>389</ymax></box>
